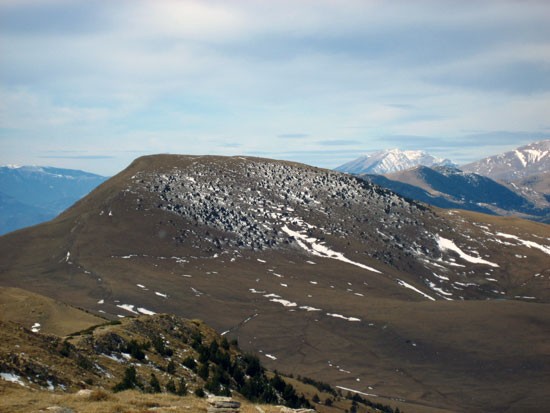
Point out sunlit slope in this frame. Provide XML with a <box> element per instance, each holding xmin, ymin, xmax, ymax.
<box><xmin>1</xmin><ymin>154</ymin><xmax>549</xmax><ymax>412</ymax></box>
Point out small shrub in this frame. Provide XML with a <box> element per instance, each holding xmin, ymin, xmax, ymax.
<box><xmin>76</xmin><ymin>354</ymin><xmax>94</xmax><ymax>371</ymax></box>
<box><xmin>59</xmin><ymin>340</ymin><xmax>72</xmax><ymax>357</ymax></box>
<box><xmin>182</xmin><ymin>356</ymin><xmax>197</xmax><ymax>371</ymax></box>
<box><xmin>151</xmin><ymin>334</ymin><xmax>173</xmax><ymax>357</ymax></box>
<box><xmin>113</xmin><ymin>365</ymin><xmax>141</xmax><ymax>392</ymax></box>
<box><xmin>89</xmin><ymin>389</ymin><xmax>111</xmax><ymax>401</ymax></box>
<box><xmin>177</xmin><ymin>377</ymin><xmax>187</xmax><ymax>396</ymax></box>
<box><xmin>166</xmin><ymin>360</ymin><xmax>176</xmax><ymax>374</ymax></box>
<box><xmin>149</xmin><ymin>373</ymin><xmax>161</xmax><ymax>393</ymax></box>
<box><xmin>198</xmin><ymin>363</ymin><xmax>209</xmax><ymax>380</ymax></box>
<box><xmin>166</xmin><ymin>378</ymin><xmax>176</xmax><ymax>394</ymax></box>
<box><xmin>221</xmin><ymin>337</ymin><xmax>230</xmax><ymax>350</ymax></box>
<box><xmin>125</xmin><ymin>339</ymin><xmax>146</xmax><ymax>361</ymax></box>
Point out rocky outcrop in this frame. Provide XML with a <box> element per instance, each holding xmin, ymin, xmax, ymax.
<box><xmin>207</xmin><ymin>396</ymin><xmax>241</xmax><ymax>413</ymax></box>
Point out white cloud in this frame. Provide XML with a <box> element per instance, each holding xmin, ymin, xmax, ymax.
<box><xmin>1</xmin><ymin>0</ymin><xmax>550</xmax><ymax>173</ymax></box>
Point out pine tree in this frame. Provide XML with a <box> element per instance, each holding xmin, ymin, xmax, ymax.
<box><xmin>166</xmin><ymin>378</ymin><xmax>176</xmax><ymax>394</ymax></box>
<box><xmin>166</xmin><ymin>359</ymin><xmax>176</xmax><ymax>374</ymax></box>
<box><xmin>177</xmin><ymin>377</ymin><xmax>187</xmax><ymax>396</ymax></box>
<box><xmin>113</xmin><ymin>365</ymin><xmax>141</xmax><ymax>392</ymax></box>
<box><xmin>198</xmin><ymin>363</ymin><xmax>209</xmax><ymax>380</ymax></box>
<box><xmin>149</xmin><ymin>373</ymin><xmax>161</xmax><ymax>393</ymax></box>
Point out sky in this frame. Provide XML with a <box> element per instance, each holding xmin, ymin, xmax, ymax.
<box><xmin>1</xmin><ymin>0</ymin><xmax>549</xmax><ymax>176</ymax></box>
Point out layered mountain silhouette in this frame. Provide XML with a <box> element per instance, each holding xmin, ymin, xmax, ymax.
<box><xmin>362</xmin><ymin>165</ymin><xmax>550</xmax><ymax>222</ymax></box>
<box><xmin>337</xmin><ymin>141</ymin><xmax>550</xmax><ymax>223</ymax></box>
<box><xmin>0</xmin><ymin>165</ymin><xmax>107</xmax><ymax>235</ymax></box>
<box><xmin>335</xmin><ymin>148</ymin><xmax>455</xmax><ymax>175</ymax></box>
<box><xmin>1</xmin><ymin>155</ymin><xmax>549</xmax><ymax>412</ymax></box>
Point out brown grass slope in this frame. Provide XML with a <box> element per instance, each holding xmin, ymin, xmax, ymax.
<box><xmin>0</xmin><ymin>311</ymin><xmax>406</xmax><ymax>413</ymax></box>
<box><xmin>1</xmin><ymin>154</ymin><xmax>549</xmax><ymax>412</ymax></box>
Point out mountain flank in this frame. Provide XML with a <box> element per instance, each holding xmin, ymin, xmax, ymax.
<box><xmin>0</xmin><ymin>291</ymin><xmax>405</xmax><ymax>413</ymax></box>
<box><xmin>361</xmin><ymin>165</ymin><xmax>550</xmax><ymax>221</ymax></box>
<box><xmin>0</xmin><ymin>165</ymin><xmax>107</xmax><ymax>235</ymax></box>
<box><xmin>462</xmin><ymin>139</ymin><xmax>549</xmax><ymax>181</ymax></box>
<box><xmin>1</xmin><ymin>154</ymin><xmax>549</xmax><ymax>412</ymax></box>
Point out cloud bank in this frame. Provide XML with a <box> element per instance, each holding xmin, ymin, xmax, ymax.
<box><xmin>1</xmin><ymin>0</ymin><xmax>549</xmax><ymax>174</ymax></box>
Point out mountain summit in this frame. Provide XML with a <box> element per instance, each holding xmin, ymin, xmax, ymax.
<box><xmin>462</xmin><ymin>139</ymin><xmax>550</xmax><ymax>181</ymax></box>
<box><xmin>1</xmin><ymin>154</ymin><xmax>549</xmax><ymax>412</ymax></box>
<box><xmin>335</xmin><ymin>148</ymin><xmax>455</xmax><ymax>175</ymax></box>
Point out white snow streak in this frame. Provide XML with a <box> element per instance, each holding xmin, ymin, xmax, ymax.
<box><xmin>327</xmin><ymin>313</ymin><xmax>361</xmax><ymax>322</ymax></box>
<box><xmin>397</xmin><ymin>279</ymin><xmax>436</xmax><ymax>301</ymax></box>
<box><xmin>299</xmin><ymin>306</ymin><xmax>322</xmax><ymax>312</ymax></box>
<box><xmin>0</xmin><ymin>372</ymin><xmax>25</xmax><ymax>386</ymax></box>
<box><xmin>336</xmin><ymin>385</ymin><xmax>378</xmax><ymax>398</ymax></box>
<box><xmin>437</xmin><ymin>235</ymin><xmax>499</xmax><ymax>267</ymax></box>
<box><xmin>117</xmin><ymin>304</ymin><xmax>138</xmax><ymax>314</ymax></box>
<box><xmin>269</xmin><ymin>298</ymin><xmax>297</xmax><ymax>307</ymax></box>
<box><xmin>137</xmin><ymin>307</ymin><xmax>156</xmax><ymax>315</ymax></box>
<box><xmin>281</xmin><ymin>225</ymin><xmax>381</xmax><ymax>273</ymax></box>
<box><xmin>495</xmin><ymin>232</ymin><xmax>550</xmax><ymax>255</ymax></box>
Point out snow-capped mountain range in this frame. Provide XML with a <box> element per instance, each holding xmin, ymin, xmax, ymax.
<box><xmin>335</xmin><ymin>148</ymin><xmax>455</xmax><ymax>174</ymax></box>
<box><xmin>336</xmin><ymin>140</ymin><xmax>550</xmax><ymax>222</ymax></box>
<box><xmin>462</xmin><ymin>140</ymin><xmax>549</xmax><ymax>181</ymax></box>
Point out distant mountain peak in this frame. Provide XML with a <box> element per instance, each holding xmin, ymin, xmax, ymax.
<box><xmin>462</xmin><ymin>139</ymin><xmax>550</xmax><ymax>181</ymax></box>
<box><xmin>0</xmin><ymin>165</ymin><xmax>108</xmax><ymax>235</ymax></box>
<box><xmin>336</xmin><ymin>148</ymin><xmax>455</xmax><ymax>175</ymax></box>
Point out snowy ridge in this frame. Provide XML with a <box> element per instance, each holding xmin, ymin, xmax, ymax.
<box><xmin>462</xmin><ymin>140</ymin><xmax>550</xmax><ymax>181</ymax></box>
<box><xmin>336</xmin><ymin>148</ymin><xmax>455</xmax><ymax>175</ymax></box>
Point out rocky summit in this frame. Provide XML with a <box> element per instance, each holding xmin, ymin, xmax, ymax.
<box><xmin>1</xmin><ymin>154</ymin><xmax>549</xmax><ymax>413</ymax></box>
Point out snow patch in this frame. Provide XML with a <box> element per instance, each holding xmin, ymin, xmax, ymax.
<box><xmin>269</xmin><ymin>298</ymin><xmax>297</xmax><ymax>307</ymax></box>
<box><xmin>495</xmin><ymin>232</ymin><xmax>550</xmax><ymax>255</ymax></box>
<box><xmin>117</xmin><ymin>304</ymin><xmax>138</xmax><ymax>314</ymax></box>
<box><xmin>336</xmin><ymin>385</ymin><xmax>378</xmax><ymax>398</ymax></box>
<box><xmin>137</xmin><ymin>307</ymin><xmax>156</xmax><ymax>315</ymax></box>
<box><xmin>437</xmin><ymin>235</ymin><xmax>499</xmax><ymax>267</ymax></box>
<box><xmin>0</xmin><ymin>372</ymin><xmax>26</xmax><ymax>386</ymax></box>
<box><xmin>299</xmin><ymin>306</ymin><xmax>322</xmax><ymax>312</ymax></box>
<box><xmin>397</xmin><ymin>279</ymin><xmax>436</xmax><ymax>301</ymax></box>
<box><xmin>282</xmin><ymin>224</ymin><xmax>381</xmax><ymax>273</ymax></box>
<box><xmin>327</xmin><ymin>313</ymin><xmax>361</xmax><ymax>322</ymax></box>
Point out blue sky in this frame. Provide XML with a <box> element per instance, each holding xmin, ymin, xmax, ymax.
<box><xmin>1</xmin><ymin>0</ymin><xmax>549</xmax><ymax>176</ymax></box>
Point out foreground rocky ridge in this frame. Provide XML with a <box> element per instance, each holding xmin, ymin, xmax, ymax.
<box><xmin>0</xmin><ymin>313</ymin><xmax>398</xmax><ymax>413</ymax></box>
